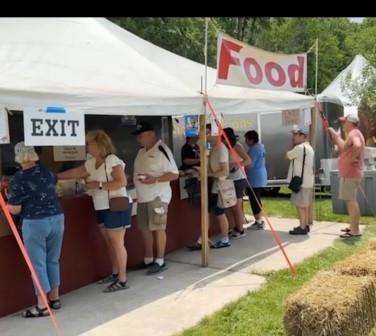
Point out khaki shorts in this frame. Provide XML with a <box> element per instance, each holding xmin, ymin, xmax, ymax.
<box><xmin>137</xmin><ymin>197</ymin><xmax>168</xmax><ymax>231</ymax></box>
<box><xmin>339</xmin><ymin>177</ymin><xmax>361</xmax><ymax>201</ymax></box>
<box><xmin>291</xmin><ymin>188</ymin><xmax>313</xmax><ymax>208</ymax></box>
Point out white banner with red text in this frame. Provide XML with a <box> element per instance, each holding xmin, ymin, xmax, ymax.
<box><xmin>217</xmin><ymin>33</ymin><xmax>307</xmax><ymax>92</ymax></box>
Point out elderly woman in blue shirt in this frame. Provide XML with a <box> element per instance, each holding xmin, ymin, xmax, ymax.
<box><xmin>7</xmin><ymin>142</ymin><xmax>64</xmax><ymax>318</ymax></box>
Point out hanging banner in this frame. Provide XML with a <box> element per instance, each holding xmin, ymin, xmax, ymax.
<box><xmin>217</xmin><ymin>33</ymin><xmax>307</xmax><ymax>92</ymax></box>
<box><xmin>24</xmin><ymin>107</ymin><xmax>85</xmax><ymax>146</ymax></box>
<box><xmin>0</xmin><ymin>108</ymin><xmax>10</xmax><ymax>144</ymax></box>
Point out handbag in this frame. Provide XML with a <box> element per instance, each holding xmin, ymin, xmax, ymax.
<box><xmin>217</xmin><ymin>179</ymin><xmax>237</xmax><ymax>208</ymax></box>
<box><xmin>288</xmin><ymin>146</ymin><xmax>306</xmax><ymax>193</ymax></box>
<box><xmin>104</xmin><ymin>157</ymin><xmax>129</xmax><ymax>212</ymax></box>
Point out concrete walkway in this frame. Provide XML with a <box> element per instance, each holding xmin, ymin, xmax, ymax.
<box><xmin>0</xmin><ymin>218</ymin><xmax>360</xmax><ymax>336</ymax></box>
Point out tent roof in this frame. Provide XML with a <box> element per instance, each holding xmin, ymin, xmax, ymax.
<box><xmin>0</xmin><ymin>18</ymin><xmax>313</xmax><ymax>116</ymax></box>
<box><xmin>319</xmin><ymin>54</ymin><xmax>374</xmax><ymax>107</ymax></box>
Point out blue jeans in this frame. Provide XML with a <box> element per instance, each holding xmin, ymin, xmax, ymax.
<box><xmin>22</xmin><ymin>214</ymin><xmax>64</xmax><ymax>295</ymax></box>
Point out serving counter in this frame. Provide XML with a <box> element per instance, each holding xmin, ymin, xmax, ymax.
<box><xmin>0</xmin><ymin>180</ymin><xmax>215</xmax><ymax>317</ymax></box>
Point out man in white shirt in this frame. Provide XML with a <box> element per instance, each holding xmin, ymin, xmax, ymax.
<box><xmin>133</xmin><ymin>122</ymin><xmax>179</xmax><ymax>275</ymax></box>
<box><xmin>286</xmin><ymin>125</ymin><xmax>315</xmax><ymax>235</ymax></box>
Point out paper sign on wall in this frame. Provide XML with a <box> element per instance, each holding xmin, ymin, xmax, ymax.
<box><xmin>53</xmin><ymin>146</ymin><xmax>86</xmax><ymax>162</ymax></box>
<box><xmin>0</xmin><ymin>108</ymin><xmax>10</xmax><ymax>144</ymax></box>
<box><xmin>184</xmin><ymin>115</ymin><xmax>199</xmax><ymax>137</ymax></box>
<box><xmin>24</xmin><ymin>108</ymin><xmax>85</xmax><ymax>146</ymax></box>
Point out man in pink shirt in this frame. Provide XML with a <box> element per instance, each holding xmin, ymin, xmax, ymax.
<box><xmin>328</xmin><ymin>113</ymin><xmax>365</xmax><ymax>238</ymax></box>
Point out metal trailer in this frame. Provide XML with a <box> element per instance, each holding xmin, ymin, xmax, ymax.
<box><xmin>171</xmin><ymin>95</ymin><xmax>344</xmax><ymax>195</ymax></box>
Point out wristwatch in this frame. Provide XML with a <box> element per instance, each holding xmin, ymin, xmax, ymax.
<box><xmin>99</xmin><ymin>181</ymin><xmax>103</xmax><ymax>190</ymax></box>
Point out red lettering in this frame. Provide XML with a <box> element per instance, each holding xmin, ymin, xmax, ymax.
<box><xmin>243</xmin><ymin>57</ymin><xmax>263</xmax><ymax>84</ymax></box>
<box><xmin>218</xmin><ymin>39</ymin><xmax>243</xmax><ymax>80</ymax></box>
<box><xmin>265</xmin><ymin>62</ymin><xmax>286</xmax><ymax>87</ymax></box>
<box><xmin>288</xmin><ymin>56</ymin><xmax>305</xmax><ymax>88</ymax></box>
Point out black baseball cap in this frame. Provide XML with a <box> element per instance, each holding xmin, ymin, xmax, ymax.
<box><xmin>132</xmin><ymin>121</ymin><xmax>154</xmax><ymax>135</ymax></box>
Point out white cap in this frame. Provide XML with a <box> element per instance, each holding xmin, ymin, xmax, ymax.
<box><xmin>339</xmin><ymin>113</ymin><xmax>359</xmax><ymax>124</ymax></box>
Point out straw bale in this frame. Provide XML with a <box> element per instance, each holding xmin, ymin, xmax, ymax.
<box><xmin>334</xmin><ymin>250</ymin><xmax>376</xmax><ymax>277</ymax></box>
<box><xmin>284</xmin><ymin>272</ymin><xmax>376</xmax><ymax>336</ymax></box>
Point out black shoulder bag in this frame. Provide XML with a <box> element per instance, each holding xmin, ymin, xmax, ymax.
<box><xmin>288</xmin><ymin>146</ymin><xmax>306</xmax><ymax>193</ymax></box>
<box><xmin>104</xmin><ymin>156</ymin><xmax>129</xmax><ymax>212</ymax></box>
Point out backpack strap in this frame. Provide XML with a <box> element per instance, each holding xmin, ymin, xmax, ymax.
<box><xmin>158</xmin><ymin>145</ymin><xmax>171</xmax><ymax>163</ymax></box>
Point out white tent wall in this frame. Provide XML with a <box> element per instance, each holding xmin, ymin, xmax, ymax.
<box><xmin>0</xmin><ymin>18</ymin><xmax>314</xmax><ymax>116</ymax></box>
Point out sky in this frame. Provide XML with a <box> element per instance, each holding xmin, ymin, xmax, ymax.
<box><xmin>349</xmin><ymin>17</ymin><xmax>365</xmax><ymax>23</ymax></box>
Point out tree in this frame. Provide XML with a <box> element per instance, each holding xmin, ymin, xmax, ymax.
<box><xmin>342</xmin><ymin>65</ymin><xmax>376</xmax><ymax>145</ymax></box>
<box><xmin>109</xmin><ymin>17</ymin><xmax>220</xmax><ymax>68</ymax></box>
<box><xmin>345</xmin><ymin>18</ymin><xmax>376</xmax><ymax>66</ymax></box>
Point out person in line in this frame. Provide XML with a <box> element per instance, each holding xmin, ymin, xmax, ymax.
<box><xmin>244</xmin><ymin>130</ymin><xmax>268</xmax><ymax>230</ymax></box>
<box><xmin>222</xmin><ymin>127</ymin><xmax>251</xmax><ymax>239</ymax></box>
<box><xmin>8</xmin><ymin>142</ymin><xmax>64</xmax><ymax>317</ymax></box>
<box><xmin>180</xmin><ymin>135</ymin><xmax>200</xmax><ymax>171</ymax></box>
<box><xmin>133</xmin><ymin>122</ymin><xmax>179</xmax><ymax>274</ymax></box>
<box><xmin>286</xmin><ymin>126</ymin><xmax>315</xmax><ymax>235</ymax></box>
<box><xmin>328</xmin><ymin>113</ymin><xmax>365</xmax><ymax>238</ymax></box>
<box><xmin>58</xmin><ymin>130</ymin><xmax>132</xmax><ymax>292</ymax></box>
<box><xmin>186</xmin><ymin>124</ymin><xmax>231</xmax><ymax>250</ymax></box>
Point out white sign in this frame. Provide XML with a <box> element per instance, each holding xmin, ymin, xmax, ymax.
<box><xmin>0</xmin><ymin>108</ymin><xmax>10</xmax><ymax>144</ymax></box>
<box><xmin>217</xmin><ymin>33</ymin><xmax>307</xmax><ymax>92</ymax></box>
<box><xmin>53</xmin><ymin>146</ymin><xmax>86</xmax><ymax>162</ymax></box>
<box><xmin>24</xmin><ymin>108</ymin><xmax>85</xmax><ymax>146</ymax></box>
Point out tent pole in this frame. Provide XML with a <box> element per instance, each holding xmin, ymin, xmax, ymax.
<box><xmin>315</xmin><ymin>39</ymin><xmax>318</xmax><ymax>96</ymax></box>
<box><xmin>200</xmin><ymin>17</ymin><xmax>209</xmax><ymax>267</ymax></box>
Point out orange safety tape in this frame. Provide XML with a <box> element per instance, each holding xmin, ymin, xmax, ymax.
<box><xmin>205</xmin><ymin>96</ymin><xmax>298</xmax><ymax>276</ymax></box>
<box><xmin>0</xmin><ymin>192</ymin><xmax>61</xmax><ymax>335</ymax></box>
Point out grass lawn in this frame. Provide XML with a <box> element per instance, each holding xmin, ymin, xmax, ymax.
<box><xmin>181</xmin><ymin>191</ymin><xmax>375</xmax><ymax>336</ymax></box>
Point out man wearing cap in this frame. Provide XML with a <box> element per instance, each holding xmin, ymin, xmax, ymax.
<box><xmin>328</xmin><ymin>113</ymin><xmax>365</xmax><ymax>238</ymax></box>
<box><xmin>133</xmin><ymin>121</ymin><xmax>179</xmax><ymax>274</ymax></box>
<box><xmin>286</xmin><ymin>125</ymin><xmax>315</xmax><ymax>235</ymax></box>
<box><xmin>180</xmin><ymin>135</ymin><xmax>200</xmax><ymax>171</ymax></box>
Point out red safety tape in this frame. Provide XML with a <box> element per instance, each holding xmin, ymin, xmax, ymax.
<box><xmin>0</xmin><ymin>192</ymin><xmax>61</xmax><ymax>335</ymax></box>
<box><xmin>205</xmin><ymin>96</ymin><xmax>298</xmax><ymax>276</ymax></box>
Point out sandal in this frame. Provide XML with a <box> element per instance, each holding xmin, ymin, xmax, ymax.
<box><xmin>49</xmin><ymin>299</ymin><xmax>61</xmax><ymax>310</ymax></box>
<box><xmin>340</xmin><ymin>232</ymin><xmax>362</xmax><ymax>239</ymax></box>
<box><xmin>23</xmin><ymin>306</ymin><xmax>49</xmax><ymax>318</ymax></box>
<box><xmin>340</xmin><ymin>228</ymin><xmax>351</xmax><ymax>233</ymax></box>
<box><xmin>97</xmin><ymin>273</ymin><xmax>118</xmax><ymax>284</ymax></box>
<box><xmin>103</xmin><ymin>279</ymin><xmax>129</xmax><ymax>293</ymax></box>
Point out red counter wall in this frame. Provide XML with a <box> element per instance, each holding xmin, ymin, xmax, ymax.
<box><xmin>0</xmin><ymin>181</ymin><xmax>213</xmax><ymax>317</ymax></box>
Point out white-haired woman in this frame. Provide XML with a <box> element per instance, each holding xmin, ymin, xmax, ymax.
<box><xmin>7</xmin><ymin>142</ymin><xmax>64</xmax><ymax>317</ymax></box>
<box><xmin>57</xmin><ymin>130</ymin><xmax>132</xmax><ymax>292</ymax></box>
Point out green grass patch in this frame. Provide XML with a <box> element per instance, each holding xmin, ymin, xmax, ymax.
<box><xmin>243</xmin><ymin>193</ymin><xmax>375</xmax><ymax>225</ymax></box>
<box><xmin>180</xmin><ymin>195</ymin><xmax>375</xmax><ymax>336</ymax></box>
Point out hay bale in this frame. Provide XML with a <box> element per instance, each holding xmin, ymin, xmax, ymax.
<box><xmin>334</xmin><ymin>250</ymin><xmax>376</xmax><ymax>277</ymax></box>
<box><xmin>284</xmin><ymin>272</ymin><xmax>376</xmax><ymax>336</ymax></box>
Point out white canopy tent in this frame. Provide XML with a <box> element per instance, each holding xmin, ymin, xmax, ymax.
<box><xmin>0</xmin><ymin>18</ymin><xmax>314</xmax><ymax>116</ymax></box>
<box><xmin>319</xmin><ymin>54</ymin><xmax>375</xmax><ymax>116</ymax></box>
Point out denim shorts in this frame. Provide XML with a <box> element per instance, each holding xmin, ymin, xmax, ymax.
<box><xmin>96</xmin><ymin>203</ymin><xmax>133</xmax><ymax>229</ymax></box>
